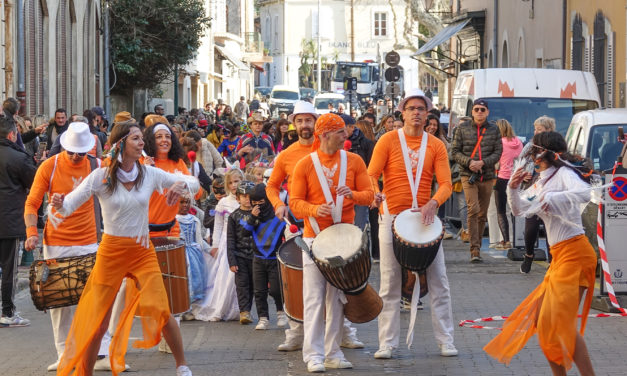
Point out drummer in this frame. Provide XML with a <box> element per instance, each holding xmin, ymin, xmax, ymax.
<box><xmin>290</xmin><ymin>113</ymin><xmax>373</xmax><ymax>373</ymax></box>
<box><xmin>266</xmin><ymin>101</ymin><xmax>364</xmax><ymax>352</ymax></box>
<box><xmin>368</xmin><ymin>88</ymin><xmax>458</xmax><ymax>358</ymax></box>
<box><xmin>23</xmin><ymin>121</ymin><xmax>127</xmax><ymax>372</ymax></box>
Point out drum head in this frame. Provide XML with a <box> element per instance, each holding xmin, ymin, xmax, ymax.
<box><xmin>393</xmin><ymin>209</ymin><xmax>442</xmax><ymax>244</ymax></box>
<box><xmin>278</xmin><ymin>237</ymin><xmax>304</xmax><ymax>268</ymax></box>
<box><xmin>311</xmin><ymin>224</ymin><xmax>362</xmax><ymax>263</ymax></box>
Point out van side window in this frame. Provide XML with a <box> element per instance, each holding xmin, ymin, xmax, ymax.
<box><xmin>465</xmin><ymin>100</ymin><xmax>473</xmax><ymax>117</ymax></box>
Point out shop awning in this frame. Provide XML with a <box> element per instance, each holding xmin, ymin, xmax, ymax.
<box><xmin>413</xmin><ymin>19</ymin><xmax>471</xmax><ymax>56</ymax></box>
<box><xmin>251</xmin><ymin>62</ymin><xmax>265</xmax><ymax>72</ymax></box>
<box><xmin>215</xmin><ymin>45</ymin><xmax>249</xmax><ymax>71</ymax></box>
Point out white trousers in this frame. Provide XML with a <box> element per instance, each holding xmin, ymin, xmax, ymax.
<box><xmin>302</xmin><ymin>238</ymin><xmax>345</xmax><ymax>363</ymax></box>
<box><xmin>377</xmin><ymin>214</ymin><xmax>455</xmax><ymax>350</ymax></box>
<box><xmin>284</xmin><ymin>317</ymin><xmax>357</xmax><ymax>345</ymax></box>
<box><xmin>44</xmin><ymin>244</ymin><xmax>124</xmax><ymax>361</ymax></box>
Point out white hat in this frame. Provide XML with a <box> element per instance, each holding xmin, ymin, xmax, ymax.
<box><xmin>288</xmin><ymin>101</ymin><xmax>319</xmax><ymax>123</ymax></box>
<box><xmin>397</xmin><ymin>88</ymin><xmax>433</xmax><ymax>112</ymax></box>
<box><xmin>60</xmin><ymin>122</ymin><xmax>95</xmax><ymax>154</ymax></box>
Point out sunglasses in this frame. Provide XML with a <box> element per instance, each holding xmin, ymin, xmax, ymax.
<box><xmin>67</xmin><ymin>151</ymin><xmax>87</xmax><ymax>157</ymax></box>
<box><xmin>473</xmin><ymin>107</ymin><xmax>487</xmax><ymax>113</ymax></box>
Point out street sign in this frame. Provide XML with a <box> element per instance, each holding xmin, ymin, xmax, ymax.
<box><xmin>385</xmin><ymin>51</ymin><xmax>401</xmax><ymax>67</ymax></box>
<box><xmin>386</xmin><ymin>83</ymin><xmax>401</xmax><ymax>97</ymax></box>
<box><xmin>609</xmin><ymin>177</ymin><xmax>627</xmax><ymax>201</ymax></box>
<box><xmin>343</xmin><ymin>77</ymin><xmax>357</xmax><ymax>91</ymax></box>
<box><xmin>385</xmin><ymin>67</ymin><xmax>401</xmax><ymax>82</ymax></box>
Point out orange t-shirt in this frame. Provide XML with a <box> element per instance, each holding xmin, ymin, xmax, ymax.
<box><xmin>148</xmin><ymin>158</ymin><xmax>191</xmax><ymax>238</ymax></box>
<box><xmin>266</xmin><ymin>141</ymin><xmax>313</xmax><ymax>210</ymax></box>
<box><xmin>289</xmin><ymin>149</ymin><xmax>374</xmax><ymax>238</ymax></box>
<box><xmin>24</xmin><ymin>152</ymin><xmax>97</xmax><ymax>246</ymax></box>
<box><xmin>368</xmin><ymin>130</ymin><xmax>452</xmax><ymax>215</ymax></box>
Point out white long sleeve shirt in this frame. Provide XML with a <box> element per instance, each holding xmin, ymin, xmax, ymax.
<box><xmin>508</xmin><ymin>166</ymin><xmax>590</xmax><ymax>246</ymax></box>
<box><xmin>57</xmin><ymin>166</ymin><xmax>199</xmax><ymax>246</ymax></box>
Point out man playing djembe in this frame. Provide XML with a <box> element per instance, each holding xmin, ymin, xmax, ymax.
<box><xmin>368</xmin><ymin>88</ymin><xmax>458</xmax><ymax>359</ymax></box>
<box><xmin>289</xmin><ymin>113</ymin><xmax>373</xmax><ymax>373</ymax></box>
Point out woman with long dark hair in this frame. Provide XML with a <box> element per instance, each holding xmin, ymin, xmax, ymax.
<box><xmin>484</xmin><ymin>131</ymin><xmax>596</xmax><ymax>376</ymax></box>
<box><xmin>52</xmin><ymin>121</ymin><xmax>198</xmax><ymax>376</ymax></box>
<box><xmin>273</xmin><ymin>118</ymin><xmax>290</xmax><ymax>152</ymax></box>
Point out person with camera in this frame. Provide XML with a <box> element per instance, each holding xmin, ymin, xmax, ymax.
<box><xmin>450</xmin><ymin>99</ymin><xmax>502</xmax><ymax>262</ymax></box>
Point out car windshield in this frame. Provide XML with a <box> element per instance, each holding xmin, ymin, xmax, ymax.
<box><xmin>271</xmin><ymin>90</ymin><xmax>299</xmax><ymax>100</ymax></box>
<box><xmin>483</xmin><ymin>98</ymin><xmax>598</xmax><ymax>142</ymax></box>
<box><xmin>333</xmin><ymin>64</ymin><xmax>370</xmax><ymax>83</ymax></box>
<box><xmin>300</xmin><ymin>88</ymin><xmax>316</xmax><ymax>98</ymax></box>
<box><xmin>315</xmin><ymin>98</ymin><xmax>345</xmax><ymax>110</ymax></box>
<box><xmin>587</xmin><ymin>124</ymin><xmax>624</xmax><ymax>171</ymax></box>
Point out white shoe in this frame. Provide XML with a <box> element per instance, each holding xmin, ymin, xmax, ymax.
<box><xmin>47</xmin><ymin>360</ymin><xmax>60</xmax><ymax>371</ymax></box>
<box><xmin>306</xmin><ymin>360</ymin><xmax>325</xmax><ymax>373</ymax></box>
<box><xmin>176</xmin><ymin>365</ymin><xmax>193</xmax><ymax>376</ymax></box>
<box><xmin>324</xmin><ymin>358</ymin><xmax>353</xmax><ymax>369</ymax></box>
<box><xmin>0</xmin><ymin>312</ymin><xmax>30</xmax><ymax>327</ymax></box>
<box><xmin>93</xmin><ymin>356</ymin><xmax>130</xmax><ymax>371</ymax></box>
<box><xmin>439</xmin><ymin>343</ymin><xmax>459</xmax><ymax>357</ymax></box>
<box><xmin>374</xmin><ymin>347</ymin><xmax>393</xmax><ymax>359</ymax></box>
<box><xmin>159</xmin><ymin>337</ymin><xmax>172</xmax><ymax>354</ymax></box>
<box><xmin>340</xmin><ymin>333</ymin><xmax>364</xmax><ymax>349</ymax></box>
<box><xmin>255</xmin><ymin>317</ymin><xmax>269</xmax><ymax>330</ymax></box>
<box><xmin>277</xmin><ymin>339</ymin><xmax>302</xmax><ymax>351</ymax></box>
<box><xmin>276</xmin><ymin>311</ymin><xmax>288</xmax><ymax>328</ymax></box>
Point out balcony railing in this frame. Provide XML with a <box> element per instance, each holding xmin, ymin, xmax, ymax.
<box><xmin>244</xmin><ymin>32</ymin><xmax>265</xmax><ymax>54</ymax></box>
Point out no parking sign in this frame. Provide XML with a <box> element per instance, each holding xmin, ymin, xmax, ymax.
<box><xmin>603</xmin><ymin>169</ymin><xmax>627</xmax><ymax>294</ymax></box>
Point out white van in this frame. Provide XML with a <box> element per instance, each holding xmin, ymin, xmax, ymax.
<box><xmin>450</xmin><ymin>68</ymin><xmax>601</xmax><ymax>142</ymax></box>
<box><xmin>269</xmin><ymin>85</ymin><xmax>300</xmax><ymax>116</ymax></box>
<box><xmin>565</xmin><ymin>108</ymin><xmax>627</xmax><ymax>172</ymax></box>
<box><xmin>313</xmin><ymin>93</ymin><xmax>347</xmax><ymax>115</ymax></box>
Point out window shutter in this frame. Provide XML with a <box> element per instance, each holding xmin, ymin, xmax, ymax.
<box><xmin>584</xmin><ymin>35</ymin><xmax>590</xmax><ymax>73</ymax></box>
<box><xmin>606</xmin><ymin>31</ymin><xmax>615</xmax><ymax>107</ymax></box>
<box><xmin>571</xmin><ymin>15</ymin><xmax>583</xmax><ymax>70</ymax></box>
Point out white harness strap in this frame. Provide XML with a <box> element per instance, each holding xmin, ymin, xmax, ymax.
<box><xmin>308</xmin><ymin>150</ymin><xmax>347</xmax><ymax>234</ymax></box>
<box><xmin>48</xmin><ymin>154</ymin><xmax>60</xmax><ymax>195</ymax></box>
<box><xmin>397</xmin><ymin>129</ymin><xmax>429</xmax><ymax>209</ymax></box>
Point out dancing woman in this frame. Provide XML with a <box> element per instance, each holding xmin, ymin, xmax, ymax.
<box><xmin>51</xmin><ymin>121</ymin><xmax>199</xmax><ymax>376</ymax></box>
<box><xmin>484</xmin><ymin>131</ymin><xmax>596</xmax><ymax>376</ymax></box>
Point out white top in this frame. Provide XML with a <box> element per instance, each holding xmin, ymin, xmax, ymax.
<box><xmin>56</xmin><ymin>166</ymin><xmax>199</xmax><ymax>247</ymax></box>
<box><xmin>508</xmin><ymin>166</ymin><xmax>590</xmax><ymax>246</ymax></box>
<box><xmin>210</xmin><ymin>194</ymin><xmax>240</xmax><ymax>249</ymax></box>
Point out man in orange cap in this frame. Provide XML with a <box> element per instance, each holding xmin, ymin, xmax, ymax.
<box><xmin>290</xmin><ymin>113</ymin><xmax>373</xmax><ymax>372</ymax></box>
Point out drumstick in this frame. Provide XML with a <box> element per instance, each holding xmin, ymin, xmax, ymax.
<box><xmin>283</xmin><ymin>217</ymin><xmax>299</xmax><ymax>234</ymax></box>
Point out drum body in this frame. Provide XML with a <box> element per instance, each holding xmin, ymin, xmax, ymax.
<box><xmin>152</xmin><ymin>237</ymin><xmax>190</xmax><ymax>315</ymax></box>
<box><xmin>311</xmin><ymin>223</ymin><xmax>382</xmax><ymax>323</ymax></box>
<box><xmin>29</xmin><ymin>253</ymin><xmax>96</xmax><ymax>311</ymax></box>
<box><xmin>277</xmin><ymin>237</ymin><xmax>304</xmax><ymax>322</ymax></box>
<box><xmin>392</xmin><ymin>209</ymin><xmax>444</xmax><ymax>272</ymax></box>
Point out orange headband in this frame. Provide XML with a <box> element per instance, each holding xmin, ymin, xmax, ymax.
<box><xmin>312</xmin><ymin>113</ymin><xmax>345</xmax><ymax>150</ymax></box>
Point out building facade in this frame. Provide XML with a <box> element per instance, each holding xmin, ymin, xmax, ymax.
<box><xmin>258</xmin><ymin>0</ymin><xmax>421</xmax><ymax>91</ymax></box>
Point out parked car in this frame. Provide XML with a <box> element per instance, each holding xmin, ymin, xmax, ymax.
<box><xmin>313</xmin><ymin>93</ymin><xmax>347</xmax><ymax>115</ymax></box>
<box><xmin>269</xmin><ymin>85</ymin><xmax>300</xmax><ymax>117</ymax></box>
<box><xmin>300</xmin><ymin>87</ymin><xmax>316</xmax><ymax>101</ymax></box>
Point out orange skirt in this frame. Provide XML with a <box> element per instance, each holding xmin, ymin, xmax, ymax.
<box><xmin>57</xmin><ymin>234</ymin><xmax>171</xmax><ymax>376</ymax></box>
<box><xmin>484</xmin><ymin>234</ymin><xmax>596</xmax><ymax>369</ymax></box>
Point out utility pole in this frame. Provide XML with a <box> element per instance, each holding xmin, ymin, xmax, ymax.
<box><xmin>350</xmin><ymin>0</ymin><xmax>354</xmax><ymax>61</ymax></box>
<box><xmin>317</xmin><ymin>0</ymin><xmax>321</xmax><ymax>92</ymax></box>
<box><xmin>104</xmin><ymin>0</ymin><xmax>111</xmax><ymax>129</ymax></box>
<box><xmin>174</xmin><ymin>64</ymin><xmax>179</xmax><ymax>112</ymax></box>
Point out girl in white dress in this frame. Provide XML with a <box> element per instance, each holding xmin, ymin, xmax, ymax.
<box><xmin>193</xmin><ymin>168</ymin><xmax>243</xmax><ymax>321</ymax></box>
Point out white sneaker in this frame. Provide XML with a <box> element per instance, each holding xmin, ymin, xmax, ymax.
<box><xmin>324</xmin><ymin>358</ymin><xmax>353</xmax><ymax>369</ymax></box>
<box><xmin>374</xmin><ymin>347</ymin><xmax>393</xmax><ymax>359</ymax></box>
<box><xmin>340</xmin><ymin>333</ymin><xmax>364</xmax><ymax>349</ymax></box>
<box><xmin>176</xmin><ymin>365</ymin><xmax>193</xmax><ymax>376</ymax></box>
<box><xmin>0</xmin><ymin>313</ymin><xmax>30</xmax><ymax>327</ymax></box>
<box><xmin>255</xmin><ymin>317</ymin><xmax>269</xmax><ymax>330</ymax></box>
<box><xmin>439</xmin><ymin>343</ymin><xmax>459</xmax><ymax>357</ymax></box>
<box><xmin>47</xmin><ymin>360</ymin><xmax>60</xmax><ymax>371</ymax></box>
<box><xmin>276</xmin><ymin>311</ymin><xmax>288</xmax><ymax>328</ymax></box>
<box><xmin>277</xmin><ymin>339</ymin><xmax>302</xmax><ymax>351</ymax></box>
<box><xmin>93</xmin><ymin>356</ymin><xmax>130</xmax><ymax>371</ymax></box>
<box><xmin>306</xmin><ymin>360</ymin><xmax>325</xmax><ymax>373</ymax></box>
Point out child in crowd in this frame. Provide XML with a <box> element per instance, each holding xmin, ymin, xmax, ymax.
<box><xmin>226</xmin><ymin>181</ymin><xmax>257</xmax><ymax>324</ymax></box>
<box><xmin>194</xmin><ymin>169</ymin><xmax>243</xmax><ymax>321</ymax></box>
<box><xmin>203</xmin><ymin>178</ymin><xmax>226</xmax><ymax>244</ymax></box>
<box><xmin>246</xmin><ymin>184</ymin><xmax>288</xmax><ymax>330</ymax></box>
<box><xmin>245</xmin><ymin>163</ymin><xmax>267</xmax><ymax>184</ymax></box>
<box><xmin>217</xmin><ymin>124</ymin><xmax>240</xmax><ymax>158</ymax></box>
<box><xmin>176</xmin><ymin>194</ymin><xmax>210</xmax><ymax>320</ymax></box>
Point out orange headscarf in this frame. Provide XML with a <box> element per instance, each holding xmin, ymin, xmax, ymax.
<box><xmin>312</xmin><ymin>113</ymin><xmax>345</xmax><ymax>150</ymax></box>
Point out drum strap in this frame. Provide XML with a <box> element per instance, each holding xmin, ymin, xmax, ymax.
<box><xmin>397</xmin><ymin>129</ymin><xmax>428</xmax><ymax>209</ymax></box>
<box><xmin>309</xmin><ymin>150</ymin><xmax>347</xmax><ymax>230</ymax></box>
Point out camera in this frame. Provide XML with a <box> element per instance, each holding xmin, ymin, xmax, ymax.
<box><xmin>468</xmin><ymin>173</ymin><xmax>480</xmax><ymax>184</ymax></box>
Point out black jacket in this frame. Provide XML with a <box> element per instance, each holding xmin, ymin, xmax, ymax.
<box><xmin>44</xmin><ymin>123</ymin><xmax>68</xmax><ymax>151</ymax></box>
<box><xmin>450</xmin><ymin>119</ymin><xmax>503</xmax><ymax>180</ymax></box>
<box><xmin>0</xmin><ymin>138</ymin><xmax>37</xmax><ymax>238</ymax></box>
<box><xmin>348</xmin><ymin>128</ymin><xmax>374</xmax><ymax>165</ymax></box>
<box><xmin>226</xmin><ymin>208</ymin><xmax>255</xmax><ymax>267</ymax></box>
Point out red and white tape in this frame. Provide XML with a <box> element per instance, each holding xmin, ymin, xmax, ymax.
<box><xmin>597</xmin><ymin>197</ymin><xmax>627</xmax><ymax>314</ymax></box>
<box><xmin>460</xmin><ymin>312</ymin><xmax>627</xmax><ymax>330</ymax></box>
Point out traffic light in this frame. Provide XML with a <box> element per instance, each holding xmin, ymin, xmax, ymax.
<box><xmin>343</xmin><ymin>77</ymin><xmax>357</xmax><ymax>91</ymax></box>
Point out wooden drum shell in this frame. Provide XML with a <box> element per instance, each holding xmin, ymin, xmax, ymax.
<box><xmin>152</xmin><ymin>237</ymin><xmax>190</xmax><ymax>315</ymax></box>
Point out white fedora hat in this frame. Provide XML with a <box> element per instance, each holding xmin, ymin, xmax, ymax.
<box><xmin>60</xmin><ymin>122</ymin><xmax>95</xmax><ymax>154</ymax></box>
<box><xmin>397</xmin><ymin>88</ymin><xmax>433</xmax><ymax>112</ymax></box>
<box><xmin>288</xmin><ymin>101</ymin><xmax>319</xmax><ymax>123</ymax></box>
